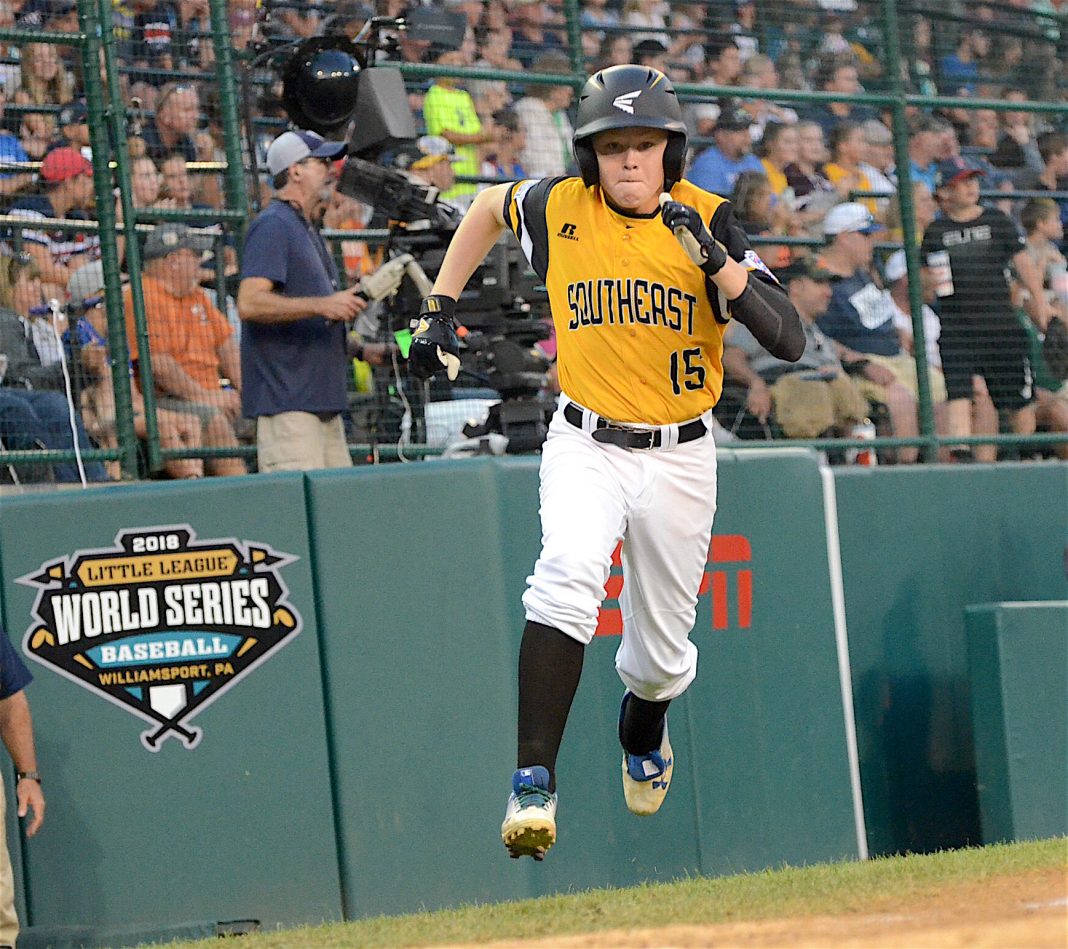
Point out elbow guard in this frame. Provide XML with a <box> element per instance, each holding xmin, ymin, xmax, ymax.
<box><xmin>728</xmin><ymin>277</ymin><xmax>805</xmax><ymax>362</ymax></box>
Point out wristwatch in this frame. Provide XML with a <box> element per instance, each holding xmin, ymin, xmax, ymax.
<box><xmin>16</xmin><ymin>771</ymin><xmax>40</xmax><ymax>785</ymax></box>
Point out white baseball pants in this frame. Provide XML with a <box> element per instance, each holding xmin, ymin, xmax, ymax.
<box><xmin>523</xmin><ymin>397</ymin><xmax>719</xmax><ymax>701</ymax></box>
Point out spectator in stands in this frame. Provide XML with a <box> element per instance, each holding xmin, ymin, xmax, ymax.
<box><xmin>824</xmin><ymin>122</ymin><xmax>880</xmax><ymax>219</ymax></box>
<box><xmin>407</xmin><ymin>136</ymin><xmax>463</xmax><ymax>210</ymax></box>
<box><xmin>632</xmin><ymin>38</ymin><xmax>670</xmax><ymax>74</ymax></box>
<box><xmin>55</xmin><ymin>98</ymin><xmax>90</xmax><ymax>160</ymax></box>
<box><xmin>481</xmin><ymin>108</ymin><xmax>527</xmax><ymax>183</ymax></box>
<box><xmin>687</xmin><ymin>101</ymin><xmax>763</xmax><ymax>197</ymax></box>
<box><xmin>784</xmin><ymin>120</ymin><xmax>839</xmax><ymax>226</ymax></box>
<box><xmin>67</xmin><ymin>261</ymin><xmax>204</xmax><ymax>479</ymax></box>
<box><xmin>514</xmin><ymin>52</ymin><xmax>574</xmax><ymax>178</ymax></box>
<box><xmin>580</xmin><ymin>0</ymin><xmax>619</xmax><ymax>39</ymax></box>
<box><xmin>469</xmin><ymin>79</ymin><xmax>511</xmax><ymax>129</ymax></box>
<box><xmin>990</xmin><ymin>88</ymin><xmax>1043</xmax><ymax>182</ymax></box>
<box><xmin>15</xmin><ymin>41</ymin><xmax>75</xmax><ymax>110</ymax></box>
<box><xmin>817</xmin><ymin>202</ymin><xmax>933</xmax><ymax>464</ymax></box>
<box><xmin>738</xmin><ymin>55</ymin><xmax>798</xmax><ymax>139</ymax></box>
<box><xmin>886</xmin><ymin>180</ymin><xmax>937</xmax><ymax>247</ymax></box>
<box><xmin>858</xmin><ymin>119</ymin><xmax>897</xmax><ymax>213</ymax></box>
<box><xmin>7</xmin><ymin>147</ymin><xmax>99</xmax><ymax>288</ymax></box>
<box><xmin>921</xmin><ymin>158</ymin><xmax>1051</xmax><ymax>461</ymax></box>
<box><xmin>728</xmin><ymin>0</ymin><xmax>759</xmax><ymax>63</ymax></box>
<box><xmin>937</xmin><ymin>26</ymin><xmax>989</xmax><ymax>96</ymax></box>
<box><xmin>423</xmin><ymin>50</ymin><xmax>495</xmax><ymax>211</ymax></box>
<box><xmin>123</xmin><ymin>222</ymin><xmax>247</xmax><ymax>476</ymax></box>
<box><xmin>0</xmin><ymin>252</ymin><xmax>109</xmax><ymax>482</ymax></box>
<box><xmin>967</xmin><ymin>108</ymin><xmax>1000</xmax><ymax>153</ymax></box>
<box><xmin>141</xmin><ymin>81</ymin><xmax>200</xmax><ymax>164</ymax></box>
<box><xmin>905</xmin><ymin>113</ymin><xmax>941</xmax><ymax>195</ymax></box>
<box><xmin>595</xmin><ymin>33</ymin><xmax>634</xmax><ymax>70</ymax></box>
<box><xmin>509</xmin><ymin>0</ymin><xmax>563</xmax><ymax>69</ymax></box>
<box><xmin>685</xmin><ymin>37</ymin><xmax>742</xmax><ymax>138</ymax></box>
<box><xmin>130</xmin><ymin>0</ymin><xmax>180</xmax><ymax>81</ymax></box>
<box><xmin>1018</xmin><ymin>198</ymin><xmax>1067</xmax><ymax>458</ymax></box>
<box><xmin>799</xmin><ymin>56</ymin><xmax>878</xmax><ymax>139</ymax></box>
<box><xmin>721</xmin><ymin>258</ymin><xmax>871</xmax><ymax>443</ymax></box>
<box><xmin>476</xmin><ymin>28</ymin><xmax>523</xmax><ymax>73</ymax></box>
<box><xmin>758</xmin><ymin>122</ymin><xmax>798</xmax><ymax>205</ymax></box>
<box><xmin>621</xmin><ymin>0</ymin><xmax>670</xmax><ymax>48</ymax></box>
<box><xmin>173</xmin><ymin>0</ymin><xmax>213</xmax><ymax>71</ymax></box>
<box><xmin>0</xmin><ymin>83</ymin><xmax>33</xmax><ymax>198</ymax></box>
<box><xmin>1023</xmin><ymin>133</ymin><xmax>1068</xmax><ymax>252</ymax></box>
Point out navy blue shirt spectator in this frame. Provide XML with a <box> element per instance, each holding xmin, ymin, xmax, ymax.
<box><xmin>240</xmin><ymin>199</ymin><xmax>347</xmax><ymax>418</ymax></box>
<box><xmin>0</xmin><ymin>627</ymin><xmax>31</xmax><ymax>700</ymax></box>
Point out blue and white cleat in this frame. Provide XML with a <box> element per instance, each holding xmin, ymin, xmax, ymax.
<box><xmin>501</xmin><ymin>765</ymin><xmax>557</xmax><ymax>860</ymax></box>
<box><xmin>620</xmin><ymin>693</ymin><xmax>673</xmax><ymax>816</ymax></box>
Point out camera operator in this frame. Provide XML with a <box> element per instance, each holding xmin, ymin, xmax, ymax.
<box><xmin>237</xmin><ymin>129</ymin><xmax>400</xmax><ymax>472</ymax></box>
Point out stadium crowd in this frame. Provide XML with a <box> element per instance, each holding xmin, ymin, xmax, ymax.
<box><xmin>0</xmin><ymin>0</ymin><xmax>1065</xmax><ymax>482</ymax></box>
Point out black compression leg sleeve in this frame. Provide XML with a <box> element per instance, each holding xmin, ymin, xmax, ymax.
<box><xmin>620</xmin><ymin>693</ymin><xmax>672</xmax><ymax>756</ymax></box>
<box><xmin>517</xmin><ymin>621</ymin><xmax>584</xmax><ymax>793</ymax></box>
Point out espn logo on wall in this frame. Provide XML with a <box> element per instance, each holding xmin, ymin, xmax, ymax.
<box><xmin>595</xmin><ymin>534</ymin><xmax>752</xmax><ymax>636</ymax></box>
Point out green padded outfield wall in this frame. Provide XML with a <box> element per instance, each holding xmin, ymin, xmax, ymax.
<box><xmin>832</xmin><ymin>463</ymin><xmax>1068</xmax><ymax>857</ymax></box>
<box><xmin>307</xmin><ymin>450</ymin><xmax>862</xmax><ymax>918</ymax></box>
<box><xmin>0</xmin><ymin>477</ymin><xmax>342</xmax><ymax>932</ymax></box>
<box><xmin>965</xmin><ymin>602</ymin><xmax>1068</xmax><ymax>844</ymax></box>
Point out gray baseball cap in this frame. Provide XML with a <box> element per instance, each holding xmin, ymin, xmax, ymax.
<box><xmin>142</xmin><ymin>223</ymin><xmax>213</xmax><ymax>261</ymax></box>
<box><xmin>266</xmin><ymin>129</ymin><xmax>347</xmax><ymax>176</ymax></box>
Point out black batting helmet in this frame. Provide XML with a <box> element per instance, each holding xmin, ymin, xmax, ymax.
<box><xmin>572</xmin><ymin>65</ymin><xmax>688</xmax><ymax>190</ymax></box>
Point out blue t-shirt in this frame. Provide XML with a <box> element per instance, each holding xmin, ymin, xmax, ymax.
<box><xmin>686</xmin><ymin>146</ymin><xmax>764</xmax><ymax>198</ymax></box>
<box><xmin>0</xmin><ymin>625</ymin><xmax>31</xmax><ymax>700</ymax></box>
<box><xmin>817</xmin><ymin>269</ymin><xmax>901</xmax><ymax>357</ymax></box>
<box><xmin>239</xmin><ymin>200</ymin><xmax>348</xmax><ymax>418</ymax></box>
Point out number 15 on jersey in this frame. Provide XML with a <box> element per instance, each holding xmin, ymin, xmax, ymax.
<box><xmin>670</xmin><ymin>347</ymin><xmax>706</xmax><ymax>396</ymax></box>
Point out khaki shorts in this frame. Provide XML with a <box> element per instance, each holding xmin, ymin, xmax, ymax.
<box><xmin>771</xmin><ymin>372</ymin><xmax>871</xmax><ymax>438</ymax></box>
<box><xmin>0</xmin><ymin>776</ymin><xmax>17</xmax><ymax>947</ymax></box>
<box><xmin>854</xmin><ymin>353</ymin><xmax>948</xmax><ymax>406</ymax></box>
<box><xmin>256</xmin><ymin>412</ymin><xmax>353</xmax><ymax>472</ymax></box>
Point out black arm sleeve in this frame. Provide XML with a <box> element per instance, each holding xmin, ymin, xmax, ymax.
<box><xmin>728</xmin><ymin>277</ymin><xmax>805</xmax><ymax>362</ymax></box>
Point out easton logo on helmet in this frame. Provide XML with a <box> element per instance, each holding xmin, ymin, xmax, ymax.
<box><xmin>612</xmin><ymin>90</ymin><xmax>642</xmax><ymax>114</ymax></box>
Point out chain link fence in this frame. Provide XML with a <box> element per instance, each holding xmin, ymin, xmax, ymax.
<box><xmin>0</xmin><ymin>0</ymin><xmax>1064</xmax><ymax>485</ymax></box>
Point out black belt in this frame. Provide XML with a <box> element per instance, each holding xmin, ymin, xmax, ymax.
<box><xmin>563</xmin><ymin>402</ymin><xmax>707</xmax><ymax>450</ymax></box>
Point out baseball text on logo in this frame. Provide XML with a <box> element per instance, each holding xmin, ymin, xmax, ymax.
<box><xmin>19</xmin><ymin>526</ymin><xmax>303</xmax><ymax>752</ymax></box>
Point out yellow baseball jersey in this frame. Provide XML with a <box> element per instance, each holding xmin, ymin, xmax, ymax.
<box><xmin>504</xmin><ymin>177</ymin><xmax>776</xmax><ymax>425</ymax></box>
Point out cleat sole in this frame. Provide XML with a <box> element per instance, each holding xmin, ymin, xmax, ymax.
<box><xmin>502</xmin><ymin>821</ymin><xmax>556</xmax><ymax>859</ymax></box>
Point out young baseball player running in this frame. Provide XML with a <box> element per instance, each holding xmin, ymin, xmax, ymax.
<box><xmin>408</xmin><ymin>65</ymin><xmax>804</xmax><ymax>860</ymax></box>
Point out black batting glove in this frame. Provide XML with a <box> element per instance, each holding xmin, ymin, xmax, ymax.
<box><xmin>409</xmin><ymin>294</ymin><xmax>461</xmax><ymax>381</ymax></box>
<box><xmin>659</xmin><ymin>193</ymin><xmax>728</xmax><ymax>276</ymax></box>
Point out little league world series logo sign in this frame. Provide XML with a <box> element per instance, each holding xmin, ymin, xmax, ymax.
<box><xmin>19</xmin><ymin>526</ymin><xmax>302</xmax><ymax>752</ymax></box>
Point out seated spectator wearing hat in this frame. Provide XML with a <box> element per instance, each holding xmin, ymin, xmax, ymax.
<box><xmin>6</xmin><ymin>147</ymin><xmax>99</xmax><ymax>288</ymax></box>
<box><xmin>687</xmin><ymin>101</ymin><xmax>764</xmax><ymax>197</ymax></box>
<box><xmin>407</xmin><ymin>136</ymin><xmax>463</xmax><ymax>207</ymax></box>
<box><xmin>721</xmin><ymin>258</ymin><xmax>872</xmax><ymax>444</ymax></box>
<box><xmin>817</xmin><ymin>202</ymin><xmax>946</xmax><ymax>464</ymax></box>
<box><xmin>67</xmin><ymin>260</ymin><xmax>204</xmax><ymax>479</ymax></box>
<box><xmin>123</xmin><ymin>222</ymin><xmax>247</xmax><ymax>477</ymax></box>
<box><xmin>53</xmin><ymin>98</ymin><xmax>90</xmax><ymax>160</ymax></box>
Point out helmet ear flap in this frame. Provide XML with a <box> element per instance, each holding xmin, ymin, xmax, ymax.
<box><xmin>576</xmin><ymin>142</ymin><xmax>599</xmax><ymax>187</ymax></box>
<box><xmin>663</xmin><ymin>134</ymin><xmax>687</xmax><ymax>191</ymax></box>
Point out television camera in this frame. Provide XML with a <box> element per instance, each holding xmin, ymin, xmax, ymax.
<box><xmin>244</xmin><ymin>7</ymin><xmax>554</xmax><ymax>453</ymax></box>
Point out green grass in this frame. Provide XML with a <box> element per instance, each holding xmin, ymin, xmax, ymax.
<box><xmin>153</xmin><ymin>838</ymin><xmax>1066</xmax><ymax>949</ymax></box>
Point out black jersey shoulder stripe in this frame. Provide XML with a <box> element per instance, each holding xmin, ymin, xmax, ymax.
<box><xmin>519</xmin><ymin>176</ymin><xmax>568</xmax><ymax>283</ymax></box>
